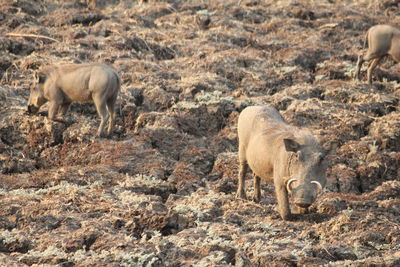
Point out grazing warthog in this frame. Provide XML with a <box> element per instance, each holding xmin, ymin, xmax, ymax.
<box><xmin>355</xmin><ymin>24</ymin><xmax>400</xmax><ymax>84</ymax></box>
<box><xmin>236</xmin><ymin>105</ymin><xmax>326</xmax><ymax>220</ymax></box>
<box><xmin>28</xmin><ymin>63</ymin><xmax>120</xmax><ymax>137</ymax></box>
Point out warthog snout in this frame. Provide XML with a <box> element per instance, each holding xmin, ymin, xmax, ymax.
<box><xmin>287</xmin><ymin>179</ymin><xmax>323</xmax><ymax>208</ymax></box>
<box><xmin>294</xmin><ymin>200</ymin><xmax>312</xmax><ymax>209</ymax></box>
<box><xmin>27</xmin><ymin>105</ymin><xmax>39</xmax><ymax>114</ymax></box>
<box><xmin>287</xmin><ymin>179</ymin><xmax>323</xmax><ymax>194</ymax></box>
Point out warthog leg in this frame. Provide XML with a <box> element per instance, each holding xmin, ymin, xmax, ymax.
<box><xmin>275</xmin><ymin>183</ymin><xmax>291</xmax><ymax>220</ymax></box>
<box><xmin>106</xmin><ymin>94</ymin><xmax>118</xmax><ymax>136</ymax></box>
<box><xmin>253</xmin><ymin>174</ymin><xmax>261</xmax><ymax>202</ymax></box>
<box><xmin>236</xmin><ymin>160</ymin><xmax>248</xmax><ymax>200</ymax></box>
<box><xmin>48</xmin><ymin>101</ymin><xmax>60</xmax><ymax>121</ymax></box>
<box><xmin>367</xmin><ymin>56</ymin><xmax>383</xmax><ymax>84</ymax></box>
<box><xmin>355</xmin><ymin>54</ymin><xmax>364</xmax><ymax>80</ymax></box>
<box><xmin>59</xmin><ymin>103</ymin><xmax>70</xmax><ymax>116</ymax></box>
<box><xmin>94</xmin><ymin>95</ymin><xmax>110</xmax><ymax>138</ymax></box>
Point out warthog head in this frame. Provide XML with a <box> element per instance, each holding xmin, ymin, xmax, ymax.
<box><xmin>283</xmin><ymin>138</ymin><xmax>326</xmax><ymax>208</ymax></box>
<box><xmin>27</xmin><ymin>73</ymin><xmax>47</xmax><ymax>114</ymax></box>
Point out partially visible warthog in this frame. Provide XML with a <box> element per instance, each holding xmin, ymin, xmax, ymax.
<box><xmin>236</xmin><ymin>105</ymin><xmax>326</xmax><ymax>220</ymax></box>
<box><xmin>28</xmin><ymin>63</ymin><xmax>120</xmax><ymax>137</ymax></box>
<box><xmin>355</xmin><ymin>24</ymin><xmax>400</xmax><ymax>84</ymax></box>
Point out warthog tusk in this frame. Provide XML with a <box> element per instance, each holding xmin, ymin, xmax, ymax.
<box><xmin>286</xmin><ymin>178</ymin><xmax>297</xmax><ymax>194</ymax></box>
<box><xmin>311</xmin><ymin>181</ymin><xmax>323</xmax><ymax>191</ymax></box>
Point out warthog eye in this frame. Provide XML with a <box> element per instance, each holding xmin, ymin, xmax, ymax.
<box><xmin>38</xmin><ymin>74</ymin><xmax>46</xmax><ymax>84</ymax></box>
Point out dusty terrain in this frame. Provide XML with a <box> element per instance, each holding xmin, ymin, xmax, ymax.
<box><xmin>1</xmin><ymin>0</ymin><xmax>400</xmax><ymax>266</ymax></box>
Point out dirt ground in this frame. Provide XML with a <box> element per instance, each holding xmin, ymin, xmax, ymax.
<box><xmin>1</xmin><ymin>0</ymin><xmax>400</xmax><ymax>266</ymax></box>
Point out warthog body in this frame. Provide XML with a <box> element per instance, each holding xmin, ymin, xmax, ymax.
<box><xmin>355</xmin><ymin>24</ymin><xmax>400</xmax><ymax>84</ymax></box>
<box><xmin>236</xmin><ymin>105</ymin><xmax>326</xmax><ymax>220</ymax></box>
<box><xmin>28</xmin><ymin>63</ymin><xmax>120</xmax><ymax>137</ymax></box>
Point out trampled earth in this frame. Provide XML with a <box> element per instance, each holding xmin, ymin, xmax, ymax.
<box><xmin>1</xmin><ymin>0</ymin><xmax>400</xmax><ymax>266</ymax></box>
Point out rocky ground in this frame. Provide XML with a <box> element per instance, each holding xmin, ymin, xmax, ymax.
<box><xmin>1</xmin><ymin>0</ymin><xmax>400</xmax><ymax>266</ymax></box>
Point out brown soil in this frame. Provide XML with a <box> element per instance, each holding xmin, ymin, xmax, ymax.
<box><xmin>1</xmin><ymin>0</ymin><xmax>400</xmax><ymax>266</ymax></box>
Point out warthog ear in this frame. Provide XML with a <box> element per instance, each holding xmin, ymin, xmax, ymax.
<box><xmin>283</xmin><ymin>138</ymin><xmax>301</xmax><ymax>153</ymax></box>
<box><xmin>35</xmin><ymin>71</ymin><xmax>46</xmax><ymax>84</ymax></box>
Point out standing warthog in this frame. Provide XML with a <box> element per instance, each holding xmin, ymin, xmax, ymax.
<box><xmin>27</xmin><ymin>63</ymin><xmax>120</xmax><ymax>138</ymax></box>
<box><xmin>236</xmin><ymin>105</ymin><xmax>326</xmax><ymax>220</ymax></box>
<box><xmin>355</xmin><ymin>24</ymin><xmax>400</xmax><ymax>84</ymax></box>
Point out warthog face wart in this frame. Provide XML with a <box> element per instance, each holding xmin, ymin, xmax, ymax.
<box><xmin>284</xmin><ymin>139</ymin><xmax>325</xmax><ymax>208</ymax></box>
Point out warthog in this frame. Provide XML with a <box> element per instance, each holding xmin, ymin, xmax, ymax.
<box><xmin>355</xmin><ymin>24</ymin><xmax>400</xmax><ymax>84</ymax></box>
<box><xmin>27</xmin><ymin>63</ymin><xmax>120</xmax><ymax>137</ymax></box>
<box><xmin>236</xmin><ymin>105</ymin><xmax>326</xmax><ymax>220</ymax></box>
